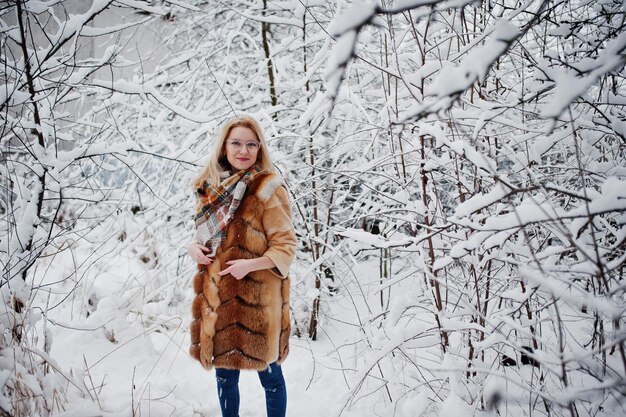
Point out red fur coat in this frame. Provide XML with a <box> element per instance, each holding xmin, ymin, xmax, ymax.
<box><xmin>190</xmin><ymin>172</ymin><xmax>296</xmax><ymax>370</ymax></box>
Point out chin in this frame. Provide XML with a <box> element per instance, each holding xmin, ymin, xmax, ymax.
<box><xmin>229</xmin><ymin>159</ymin><xmax>255</xmax><ymax>170</ymax></box>
<box><xmin>233</xmin><ymin>164</ymin><xmax>252</xmax><ymax>170</ymax></box>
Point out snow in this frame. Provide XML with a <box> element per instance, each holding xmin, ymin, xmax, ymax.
<box><xmin>327</xmin><ymin>1</ymin><xmax>377</xmax><ymax>36</ymax></box>
<box><xmin>163</xmin><ymin>0</ymin><xmax>202</xmax><ymax>11</ymax></box>
<box><xmin>325</xmin><ymin>29</ymin><xmax>358</xmax><ymax>97</ymax></box>
<box><xmin>400</xmin><ymin>19</ymin><xmax>520</xmax><ymax>122</ymax></box>
<box><xmin>541</xmin><ymin>71</ymin><xmax>594</xmax><ymax>119</ymax></box>
<box><xmin>0</xmin><ymin>84</ymin><xmax>29</xmax><ymax>107</ymax></box>
<box><xmin>454</xmin><ymin>183</ymin><xmax>508</xmax><ymax>218</ymax></box>
<box><xmin>79</xmin><ymin>18</ymin><xmax>154</xmax><ymax>37</ymax></box>
<box><xmin>337</xmin><ymin>227</ymin><xmax>414</xmax><ymax>250</ymax></box>
<box><xmin>439</xmin><ymin>392</ymin><xmax>475</xmax><ymax>417</ymax></box>
<box><xmin>114</xmin><ymin>0</ymin><xmax>167</xmax><ymax>15</ymax></box>
<box><xmin>236</xmin><ymin>10</ymin><xmax>301</xmax><ymax>27</ymax></box>
<box><xmin>89</xmin><ymin>79</ymin><xmax>214</xmax><ymax>123</ymax></box>
<box><xmin>4</xmin><ymin>1</ymin><xmax>626</xmax><ymax>416</ymax></box>
<box><xmin>542</xmin><ymin>30</ymin><xmax>626</xmax><ymax>118</ymax></box>
<box><xmin>23</xmin><ymin>1</ymin><xmax>49</xmax><ymax>14</ymax></box>
<box><xmin>428</xmin><ymin>20</ymin><xmax>519</xmax><ymax>98</ymax></box>
<box><xmin>35</xmin><ymin>244</ymin><xmax>435</xmax><ymax>417</ymax></box>
<box><xmin>387</xmin><ymin>0</ymin><xmax>475</xmax><ymax>13</ymax></box>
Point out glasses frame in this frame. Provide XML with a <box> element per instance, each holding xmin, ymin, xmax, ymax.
<box><xmin>226</xmin><ymin>139</ymin><xmax>261</xmax><ymax>152</ymax></box>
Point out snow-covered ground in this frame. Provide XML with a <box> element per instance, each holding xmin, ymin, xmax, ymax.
<box><xmin>34</xmin><ymin>210</ymin><xmax>626</xmax><ymax>417</ymax></box>
<box><xmin>36</xmin><ymin>216</ymin><xmax>402</xmax><ymax>417</ymax></box>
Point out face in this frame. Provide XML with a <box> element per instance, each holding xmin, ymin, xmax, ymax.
<box><xmin>224</xmin><ymin>126</ymin><xmax>260</xmax><ymax>171</ymax></box>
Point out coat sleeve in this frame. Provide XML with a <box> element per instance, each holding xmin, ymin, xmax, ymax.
<box><xmin>262</xmin><ymin>185</ymin><xmax>296</xmax><ymax>278</ymax></box>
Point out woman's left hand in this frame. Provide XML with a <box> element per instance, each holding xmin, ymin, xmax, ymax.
<box><xmin>218</xmin><ymin>259</ymin><xmax>253</xmax><ymax>280</ymax></box>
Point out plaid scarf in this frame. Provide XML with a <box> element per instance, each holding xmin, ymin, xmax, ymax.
<box><xmin>195</xmin><ymin>166</ymin><xmax>262</xmax><ymax>255</ymax></box>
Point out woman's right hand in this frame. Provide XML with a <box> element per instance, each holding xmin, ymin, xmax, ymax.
<box><xmin>187</xmin><ymin>243</ymin><xmax>213</xmax><ymax>265</ymax></box>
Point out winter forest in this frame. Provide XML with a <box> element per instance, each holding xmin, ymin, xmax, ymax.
<box><xmin>1</xmin><ymin>0</ymin><xmax>625</xmax><ymax>416</ymax></box>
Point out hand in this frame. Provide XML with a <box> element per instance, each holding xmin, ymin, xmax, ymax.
<box><xmin>218</xmin><ymin>259</ymin><xmax>253</xmax><ymax>280</ymax></box>
<box><xmin>187</xmin><ymin>243</ymin><xmax>213</xmax><ymax>265</ymax></box>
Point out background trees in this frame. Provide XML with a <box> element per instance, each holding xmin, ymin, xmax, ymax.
<box><xmin>322</xmin><ymin>1</ymin><xmax>626</xmax><ymax>415</ymax></box>
<box><xmin>1</xmin><ymin>1</ymin><xmax>194</xmax><ymax>414</ymax></box>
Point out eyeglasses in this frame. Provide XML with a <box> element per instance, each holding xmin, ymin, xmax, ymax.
<box><xmin>226</xmin><ymin>139</ymin><xmax>261</xmax><ymax>152</ymax></box>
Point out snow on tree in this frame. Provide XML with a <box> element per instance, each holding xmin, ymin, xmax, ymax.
<box><xmin>0</xmin><ymin>1</ymin><xmax>198</xmax><ymax>415</ymax></box>
<box><xmin>322</xmin><ymin>0</ymin><xmax>626</xmax><ymax>416</ymax></box>
<box><xmin>1</xmin><ymin>0</ymin><xmax>624</xmax><ymax>416</ymax></box>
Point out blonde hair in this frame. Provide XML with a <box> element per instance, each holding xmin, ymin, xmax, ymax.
<box><xmin>192</xmin><ymin>115</ymin><xmax>274</xmax><ymax>189</ymax></box>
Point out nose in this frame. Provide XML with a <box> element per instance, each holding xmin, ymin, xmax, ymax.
<box><xmin>239</xmin><ymin>145</ymin><xmax>250</xmax><ymax>155</ymax></box>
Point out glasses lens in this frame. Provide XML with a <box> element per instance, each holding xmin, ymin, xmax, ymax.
<box><xmin>228</xmin><ymin>140</ymin><xmax>259</xmax><ymax>151</ymax></box>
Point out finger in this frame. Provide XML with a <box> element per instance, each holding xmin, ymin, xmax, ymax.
<box><xmin>199</xmin><ymin>245</ymin><xmax>210</xmax><ymax>251</ymax></box>
<box><xmin>194</xmin><ymin>252</ymin><xmax>211</xmax><ymax>264</ymax></box>
<box><xmin>193</xmin><ymin>250</ymin><xmax>210</xmax><ymax>260</ymax></box>
<box><xmin>218</xmin><ymin>267</ymin><xmax>230</xmax><ymax>276</ymax></box>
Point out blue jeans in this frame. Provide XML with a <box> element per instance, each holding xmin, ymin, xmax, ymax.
<box><xmin>215</xmin><ymin>362</ymin><xmax>287</xmax><ymax>417</ymax></box>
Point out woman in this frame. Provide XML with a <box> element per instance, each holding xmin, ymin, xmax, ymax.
<box><xmin>187</xmin><ymin>115</ymin><xmax>296</xmax><ymax>417</ymax></box>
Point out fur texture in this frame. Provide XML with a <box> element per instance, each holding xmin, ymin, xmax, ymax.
<box><xmin>190</xmin><ymin>172</ymin><xmax>296</xmax><ymax>371</ymax></box>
